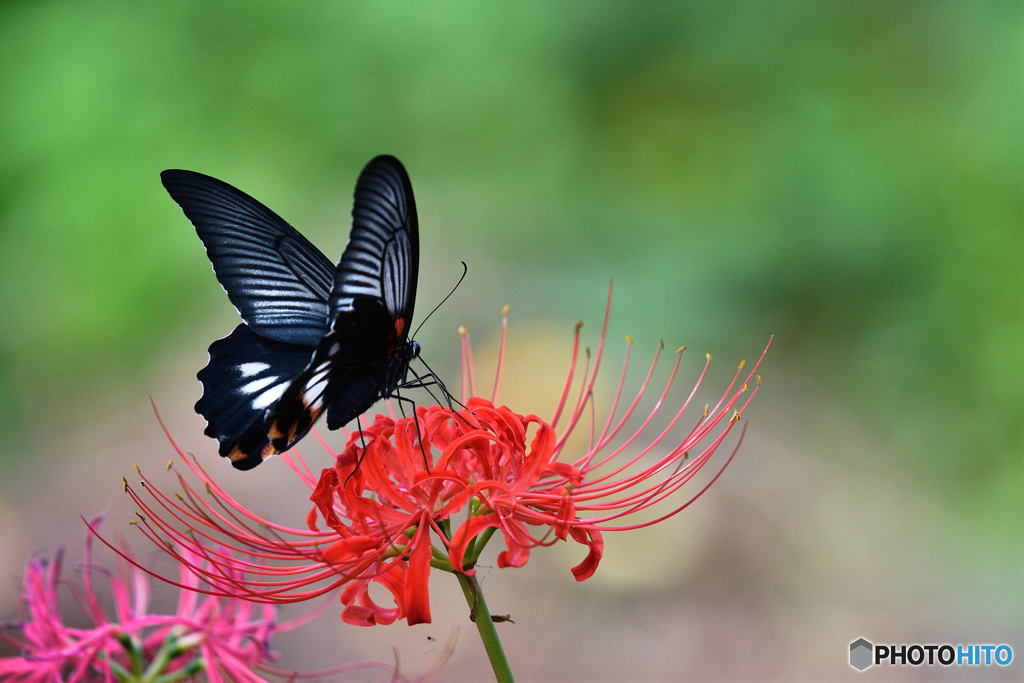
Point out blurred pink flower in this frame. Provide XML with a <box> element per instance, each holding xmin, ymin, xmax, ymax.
<box><xmin>120</xmin><ymin>287</ymin><xmax>769</xmax><ymax>627</ymax></box>
<box><xmin>0</xmin><ymin>518</ymin><xmax>392</xmax><ymax>682</ymax></box>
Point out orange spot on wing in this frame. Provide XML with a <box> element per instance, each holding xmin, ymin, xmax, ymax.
<box><xmin>228</xmin><ymin>447</ymin><xmax>247</xmax><ymax>462</ymax></box>
<box><xmin>230</xmin><ymin>440</ymin><xmax>281</xmax><ymax>465</ymax></box>
<box><xmin>268</xmin><ymin>422</ymin><xmax>284</xmax><ymax>442</ymax></box>
<box><xmin>268</xmin><ymin>417</ymin><xmax>301</xmax><ymax>444</ymax></box>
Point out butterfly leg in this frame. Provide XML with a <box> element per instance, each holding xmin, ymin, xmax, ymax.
<box><xmin>390</xmin><ymin>388</ymin><xmax>433</xmax><ymax>472</ymax></box>
<box><xmin>403</xmin><ymin>362</ymin><xmax>474</xmax><ymax>430</ymax></box>
<box><xmin>404</xmin><ymin>357</ymin><xmax>462</xmax><ymax>410</ymax></box>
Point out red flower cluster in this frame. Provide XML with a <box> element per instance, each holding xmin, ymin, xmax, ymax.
<box><xmin>119</xmin><ymin>288</ymin><xmax>770</xmax><ymax>626</ymax></box>
<box><xmin>308</xmin><ymin>399</ymin><xmax>565</xmax><ymax>625</ymax></box>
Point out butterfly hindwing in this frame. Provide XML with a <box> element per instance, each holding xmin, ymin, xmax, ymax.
<box><xmin>161</xmin><ymin>170</ymin><xmax>334</xmax><ymax>347</ymax></box>
<box><xmin>195</xmin><ymin>324</ymin><xmax>317</xmax><ymax>469</ymax></box>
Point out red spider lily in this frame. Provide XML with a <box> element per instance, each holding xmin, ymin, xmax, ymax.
<box><xmin>117</xmin><ymin>286</ymin><xmax>769</xmax><ymax>627</ymax></box>
<box><xmin>0</xmin><ymin>518</ymin><xmax>391</xmax><ymax>683</ymax></box>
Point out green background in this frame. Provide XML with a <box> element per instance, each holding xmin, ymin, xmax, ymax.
<box><xmin>1</xmin><ymin>2</ymin><xmax>1020</xmax><ymax>679</ymax></box>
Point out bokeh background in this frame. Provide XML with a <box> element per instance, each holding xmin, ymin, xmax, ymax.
<box><xmin>1</xmin><ymin>2</ymin><xmax>1020</xmax><ymax>680</ymax></box>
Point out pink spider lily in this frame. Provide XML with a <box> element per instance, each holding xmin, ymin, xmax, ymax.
<box><xmin>0</xmin><ymin>518</ymin><xmax>396</xmax><ymax>682</ymax></box>
<box><xmin>115</xmin><ymin>286</ymin><xmax>769</xmax><ymax>628</ymax></box>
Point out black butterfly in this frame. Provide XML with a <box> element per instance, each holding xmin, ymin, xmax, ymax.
<box><xmin>161</xmin><ymin>155</ymin><xmax>420</xmax><ymax>470</ymax></box>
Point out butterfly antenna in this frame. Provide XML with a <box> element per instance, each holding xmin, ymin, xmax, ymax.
<box><xmin>415</xmin><ymin>359</ymin><xmax>472</xmax><ymax>415</ymax></box>
<box><xmin>411</xmin><ymin>261</ymin><xmax>468</xmax><ymax>341</ymax></box>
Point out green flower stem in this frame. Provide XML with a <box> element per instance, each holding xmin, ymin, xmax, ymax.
<box><xmin>456</xmin><ymin>571</ymin><xmax>514</xmax><ymax>683</ymax></box>
<box><xmin>464</xmin><ymin>526</ymin><xmax>497</xmax><ymax>566</ymax></box>
<box><xmin>142</xmin><ymin>634</ymin><xmax>180</xmax><ymax>681</ymax></box>
<box><xmin>153</xmin><ymin>659</ymin><xmax>204</xmax><ymax>683</ymax></box>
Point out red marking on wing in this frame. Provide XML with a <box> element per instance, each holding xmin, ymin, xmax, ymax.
<box><xmin>386</xmin><ymin>317</ymin><xmax>408</xmax><ymax>355</ymax></box>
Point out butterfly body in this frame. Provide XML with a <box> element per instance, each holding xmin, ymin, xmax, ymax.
<box><xmin>162</xmin><ymin>156</ymin><xmax>419</xmax><ymax>469</ymax></box>
<box><xmin>265</xmin><ymin>298</ymin><xmax>420</xmax><ymax>449</ymax></box>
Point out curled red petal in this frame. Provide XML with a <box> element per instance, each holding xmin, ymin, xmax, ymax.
<box><xmin>546</xmin><ymin>460</ymin><xmax>582</xmax><ymax>484</ymax></box>
<box><xmin>322</xmin><ymin>536</ymin><xmax>380</xmax><ymax>565</ymax></box>
<box><xmin>514</xmin><ymin>418</ymin><xmax>557</xmax><ymax>486</ymax></box>
<box><xmin>308</xmin><ymin>468</ymin><xmax>341</xmax><ymax>531</ymax></box>
<box><xmin>340</xmin><ymin>571</ymin><xmax>401</xmax><ymax>627</ymax></box>
<box><xmin>496</xmin><ymin>520</ymin><xmax>533</xmax><ymax>568</ymax></box>
<box><xmin>340</xmin><ymin>603</ymin><xmax>377</xmax><ymax>627</ymax></box>
<box><xmin>568</xmin><ymin>526</ymin><xmax>604</xmax><ymax>581</ymax></box>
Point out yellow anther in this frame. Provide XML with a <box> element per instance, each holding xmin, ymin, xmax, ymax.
<box><xmin>676</xmin><ymin>345</ymin><xmax>687</xmax><ymax>354</ymax></box>
<box><xmin>458</xmin><ymin>326</ymin><xmax>468</xmax><ymax>336</ymax></box>
<box><xmin>502</xmin><ymin>304</ymin><xmax>509</xmax><ymax>315</ymax></box>
<box><xmin>166</xmin><ymin>459</ymin><xmax>173</xmax><ymax>470</ymax></box>
<box><xmin>738</xmin><ymin>359</ymin><xmax>746</xmax><ymax>370</ymax></box>
<box><xmin>122</xmin><ymin>477</ymin><xmax>129</xmax><ymax>492</ymax></box>
<box><xmin>625</xmin><ymin>335</ymin><xmax>633</xmax><ymax>344</ymax></box>
<box><xmin>134</xmin><ymin>464</ymin><xmax>140</xmax><ymax>473</ymax></box>
<box><xmin>706</xmin><ymin>353</ymin><xmax>712</xmax><ymax>363</ymax></box>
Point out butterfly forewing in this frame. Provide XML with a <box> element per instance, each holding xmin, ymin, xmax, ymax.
<box><xmin>161</xmin><ymin>170</ymin><xmax>334</xmax><ymax>347</ymax></box>
<box><xmin>330</xmin><ymin>155</ymin><xmax>419</xmax><ymax>327</ymax></box>
<box><xmin>271</xmin><ymin>156</ymin><xmax>422</xmax><ymax>443</ymax></box>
